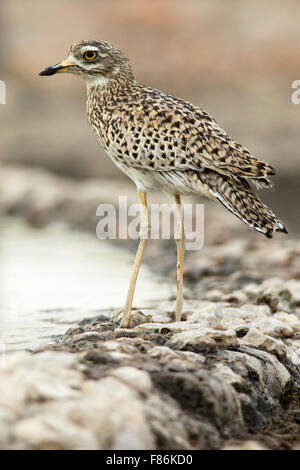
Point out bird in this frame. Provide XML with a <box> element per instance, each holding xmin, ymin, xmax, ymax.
<box><xmin>39</xmin><ymin>40</ymin><xmax>287</xmax><ymax>328</ymax></box>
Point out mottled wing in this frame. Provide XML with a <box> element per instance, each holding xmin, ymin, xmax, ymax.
<box><xmin>115</xmin><ymin>87</ymin><xmax>275</xmax><ymax>185</ymax></box>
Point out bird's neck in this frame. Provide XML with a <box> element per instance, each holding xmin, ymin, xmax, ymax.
<box><xmin>86</xmin><ymin>76</ymin><xmax>139</xmax><ymax>133</ymax></box>
<box><xmin>86</xmin><ymin>66</ymin><xmax>136</xmax><ymax>94</ymax></box>
<box><xmin>86</xmin><ymin>74</ymin><xmax>137</xmax><ymax>106</ymax></box>
<box><xmin>86</xmin><ymin>75</ymin><xmax>110</xmax><ymax>90</ymax></box>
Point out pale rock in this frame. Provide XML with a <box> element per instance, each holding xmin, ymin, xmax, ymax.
<box><xmin>101</xmin><ymin>340</ymin><xmax>120</xmax><ymax>351</ymax></box>
<box><xmin>257</xmin><ymin>278</ymin><xmax>292</xmax><ymax>312</ymax></box>
<box><xmin>149</xmin><ymin>345</ymin><xmax>205</xmax><ymax>371</ymax></box>
<box><xmin>222</xmin><ymin>440</ymin><xmax>268</xmax><ymax>450</ymax></box>
<box><xmin>168</xmin><ymin>329</ymin><xmax>217</xmax><ymax>349</ymax></box>
<box><xmin>223</xmin><ymin>289</ymin><xmax>249</xmax><ymax>304</ymax></box>
<box><xmin>158</xmin><ymin>299</ymin><xmax>220</xmax><ymax>314</ymax></box>
<box><xmin>252</xmin><ymin>317</ymin><xmax>294</xmax><ymax>337</ymax></box>
<box><xmin>198</xmin><ymin>304</ymin><xmax>271</xmax><ymax>332</ymax></box>
<box><xmin>112</xmin><ymin>308</ymin><xmax>171</xmax><ymax>327</ymax></box>
<box><xmin>255</xmin><ymin>349</ymin><xmax>291</xmax><ymax>388</ymax></box>
<box><xmin>235</xmin><ymin>304</ymin><xmax>271</xmax><ymax>317</ymax></box>
<box><xmin>102</xmin><ymin>340</ymin><xmax>137</xmax><ymax>355</ymax></box>
<box><xmin>243</xmin><ymin>283</ymin><xmax>262</xmax><ymax>297</ymax></box>
<box><xmin>72</xmin><ymin>378</ymin><xmax>154</xmax><ymax>449</ymax></box>
<box><xmin>13</xmin><ymin>414</ymin><xmax>98</xmax><ymax>450</ymax></box>
<box><xmin>134</xmin><ymin>321</ymin><xmax>201</xmax><ymax>334</ymax></box>
<box><xmin>285</xmin><ymin>279</ymin><xmax>300</xmax><ymax>303</ymax></box>
<box><xmin>227</xmin><ymin>348</ymin><xmax>290</xmax><ymax>389</ymax></box>
<box><xmin>0</xmin><ymin>351</ymin><xmax>83</xmax><ymax>413</ymax></box>
<box><xmin>203</xmin><ymin>289</ymin><xmax>229</xmax><ymax>301</ymax></box>
<box><xmin>188</xmin><ymin>301</ymin><xmax>230</xmax><ymax>328</ymax></box>
<box><xmin>70</xmin><ymin>331</ymin><xmax>105</xmax><ymax>343</ymax></box>
<box><xmin>211</xmin><ymin>364</ymin><xmax>245</xmax><ymax>386</ymax></box>
<box><xmin>150</xmin><ymin>311</ymin><xmax>174</xmax><ymax>323</ymax></box>
<box><xmin>285</xmin><ymin>347</ymin><xmax>300</xmax><ymax>366</ymax></box>
<box><xmin>286</xmin><ymin>338</ymin><xmax>300</xmax><ymax>355</ymax></box>
<box><xmin>144</xmin><ymin>394</ymin><xmax>193</xmax><ymax>449</ymax></box>
<box><xmin>109</xmin><ymin>351</ymin><xmax>132</xmax><ymax>361</ymax></box>
<box><xmin>0</xmin><ymin>406</ymin><xmax>16</xmax><ymax>447</ymax></box>
<box><xmin>168</xmin><ymin>328</ymin><xmax>238</xmax><ymax>350</ymax></box>
<box><xmin>0</xmin><ymin>292</ymin><xmax>298</xmax><ymax>450</ymax></box>
<box><xmin>213</xmin><ymin>239</ymin><xmax>247</xmax><ymax>258</ymax></box>
<box><xmin>240</xmin><ymin>328</ymin><xmax>287</xmax><ymax>356</ymax></box>
<box><xmin>109</xmin><ymin>367</ymin><xmax>153</xmax><ymax>394</ymax></box>
<box><xmin>274</xmin><ymin>312</ymin><xmax>300</xmax><ymax>332</ymax></box>
<box><xmin>284</xmin><ymin>339</ymin><xmax>300</xmax><ymax>365</ymax></box>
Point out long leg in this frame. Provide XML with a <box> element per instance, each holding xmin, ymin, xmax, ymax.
<box><xmin>121</xmin><ymin>190</ymin><xmax>150</xmax><ymax>328</ymax></box>
<box><xmin>175</xmin><ymin>194</ymin><xmax>185</xmax><ymax>322</ymax></box>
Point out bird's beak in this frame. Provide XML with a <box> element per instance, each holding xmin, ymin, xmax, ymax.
<box><xmin>39</xmin><ymin>60</ymin><xmax>75</xmax><ymax>76</ymax></box>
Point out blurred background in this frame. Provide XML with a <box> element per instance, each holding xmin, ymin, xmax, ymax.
<box><xmin>0</xmin><ymin>0</ymin><xmax>299</xmax><ymax>349</ymax></box>
<box><xmin>1</xmin><ymin>2</ymin><xmax>300</xmax><ymax>450</ymax></box>
<box><xmin>0</xmin><ymin>0</ymin><xmax>299</xmax><ymax>229</ymax></box>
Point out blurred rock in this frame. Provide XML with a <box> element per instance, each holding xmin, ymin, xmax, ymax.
<box><xmin>0</xmin><ymin>295</ymin><xmax>299</xmax><ymax>450</ymax></box>
<box><xmin>0</xmin><ymin>161</ymin><xmax>299</xmax><ymax>449</ymax></box>
<box><xmin>222</xmin><ymin>440</ymin><xmax>268</xmax><ymax>450</ymax></box>
<box><xmin>240</xmin><ymin>328</ymin><xmax>287</xmax><ymax>357</ymax></box>
<box><xmin>1</xmin><ymin>0</ymin><xmax>300</xmax><ymax>188</ymax></box>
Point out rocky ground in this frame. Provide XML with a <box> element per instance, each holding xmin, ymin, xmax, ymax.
<box><xmin>0</xmin><ymin>164</ymin><xmax>299</xmax><ymax>450</ymax></box>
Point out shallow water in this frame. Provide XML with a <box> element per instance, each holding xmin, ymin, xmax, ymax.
<box><xmin>0</xmin><ymin>219</ymin><xmax>173</xmax><ymax>351</ymax></box>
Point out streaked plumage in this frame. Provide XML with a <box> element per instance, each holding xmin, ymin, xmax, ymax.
<box><xmin>39</xmin><ymin>40</ymin><xmax>287</xmax><ymax>326</ymax></box>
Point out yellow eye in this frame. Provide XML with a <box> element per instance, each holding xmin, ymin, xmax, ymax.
<box><xmin>83</xmin><ymin>51</ymin><xmax>97</xmax><ymax>61</ymax></box>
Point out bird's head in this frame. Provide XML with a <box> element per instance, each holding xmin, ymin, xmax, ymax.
<box><xmin>39</xmin><ymin>40</ymin><xmax>135</xmax><ymax>87</ymax></box>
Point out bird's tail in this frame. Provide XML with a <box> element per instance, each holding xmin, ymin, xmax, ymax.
<box><xmin>188</xmin><ymin>169</ymin><xmax>288</xmax><ymax>238</ymax></box>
